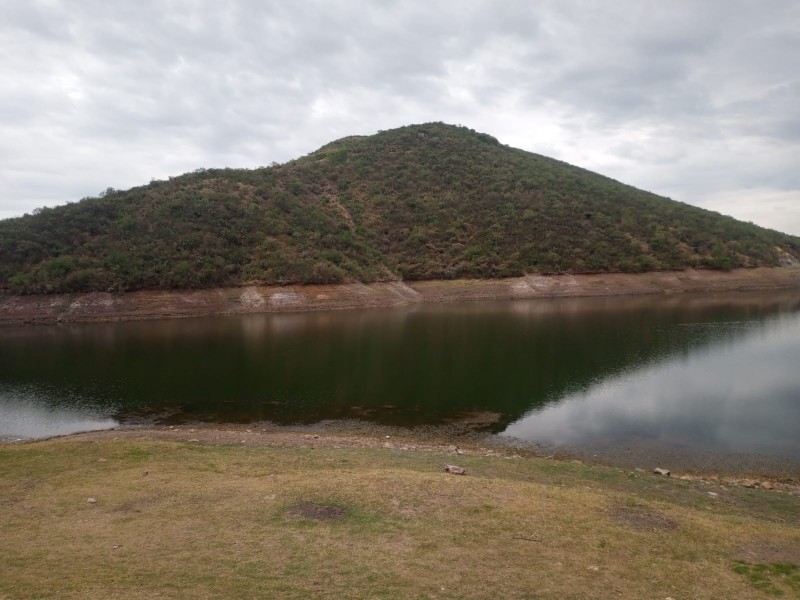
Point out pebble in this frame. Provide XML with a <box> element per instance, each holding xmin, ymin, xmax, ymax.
<box><xmin>653</xmin><ymin>467</ymin><xmax>671</xmax><ymax>476</ymax></box>
<box><xmin>87</xmin><ymin>497</ymin><xmax>97</xmax><ymax>504</ymax></box>
<box><xmin>444</xmin><ymin>464</ymin><xmax>466</xmax><ymax>475</ymax></box>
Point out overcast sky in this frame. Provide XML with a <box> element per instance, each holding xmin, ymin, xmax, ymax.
<box><xmin>2</xmin><ymin>1</ymin><xmax>799</xmax><ymax>235</ymax></box>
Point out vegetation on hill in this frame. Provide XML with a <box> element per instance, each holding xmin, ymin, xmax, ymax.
<box><xmin>1</xmin><ymin>123</ymin><xmax>798</xmax><ymax>294</ymax></box>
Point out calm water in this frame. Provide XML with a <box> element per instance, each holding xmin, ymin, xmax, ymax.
<box><xmin>1</xmin><ymin>292</ymin><xmax>799</xmax><ymax>461</ymax></box>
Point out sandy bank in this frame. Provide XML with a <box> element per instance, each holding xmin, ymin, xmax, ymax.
<box><xmin>2</xmin><ymin>267</ymin><xmax>799</xmax><ymax>326</ymax></box>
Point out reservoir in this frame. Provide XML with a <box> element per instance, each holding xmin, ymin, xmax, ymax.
<box><xmin>2</xmin><ymin>291</ymin><xmax>799</xmax><ymax>468</ymax></box>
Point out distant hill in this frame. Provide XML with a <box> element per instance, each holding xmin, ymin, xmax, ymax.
<box><xmin>1</xmin><ymin>122</ymin><xmax>799</xmax><ymax>294</ymax></box>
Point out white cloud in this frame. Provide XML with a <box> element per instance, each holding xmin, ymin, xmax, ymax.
<box><xmin>0</xmin><ymin>0</ymin><xmax>798</xmax><ymax>235</ymax></box>
<box><xmin>697</xmin><ymin>188</ymin><xmax>800</xmax><ymax>235</ymax></box>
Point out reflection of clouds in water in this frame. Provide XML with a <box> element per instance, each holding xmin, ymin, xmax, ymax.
<box><xmin>0</xmin><ymin>384</ymin><xmax>118</xmax><ymax>440</ymax></box>
<box><xmin>0</xmin><ymin>397</ymin><xmax>117</xmax><ymax>440</ymax></box>
<box><xmin>502</xmin><ymin>314</ymin><xmax>800</xmax><ymax>457</ymax></box>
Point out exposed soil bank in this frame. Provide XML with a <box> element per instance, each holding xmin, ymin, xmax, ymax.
<box><xmin>2</xmin><ymin>267</ymin><xmax>799</xmax><ymax>326</ymax></box>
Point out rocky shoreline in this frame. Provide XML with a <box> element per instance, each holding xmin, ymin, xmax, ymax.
<box><xmin>2</xmin><ymin>267</ymin><xmax>800</xmax><ymax>326</ymax></box>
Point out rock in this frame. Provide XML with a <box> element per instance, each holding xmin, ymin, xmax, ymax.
<box><xmin>653</xmin><ymin>468</ymin><xmax>671</xmax><ymax>476</ymax></box>
<box><xmin>444</xmin><ymin>464</ymin><xmax>466</xmax><ymax>475</ymax></box>
<box><xmin>97</xmin><ymin>458</ymin><xmax>107</xmax><ymax>463</ymax></box>
<box><xmin>707</xmin><ymin>491</ymin><xmax>719</xmax><ymax>498</ymax></box>
<box><xmin>741</xmin><ymin>480</ymin><xmax>759</xmax><ymax>488</ymax></box>
<box><xmin>761</xmin><ymin>481</ymin><xmax>775</xmax><ymax>490</ymax></box>
<box><xmin>187</xmin><ymin>438</ymin><xmax>200</xmax><ymax>443</ymax></box>
<box><xmin>86</xmin><ymin>497</ymin><xmax>97</xmax><ymax>504</ymax></box>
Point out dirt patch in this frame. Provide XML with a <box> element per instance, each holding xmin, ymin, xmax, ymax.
<box><xmin>735</xmin><ymin>540</ymin><xmax>800</xmax><ymax>564</ymax></box>
<box><xmin>611</xmin><ymin>505</ymin><xmax>678</xmax><ymax>531</ymax></box>
<box><xmin>284</xmin><ymin>501</ymin><xmax>347</xmax><ymax>522</ymax></box>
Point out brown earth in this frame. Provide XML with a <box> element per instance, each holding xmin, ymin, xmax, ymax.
<box><xmin>2</xmin><ymin>267</ymin><xmax>799</xmax><ymax>326</ymax></box>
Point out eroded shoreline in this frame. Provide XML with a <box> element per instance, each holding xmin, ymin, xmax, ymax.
<box><xmin>2</xmin><ymin>267</ymin><xmax>800</xmax><ymax>326</ymax></box>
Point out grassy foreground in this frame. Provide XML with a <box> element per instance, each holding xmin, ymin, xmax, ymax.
<box><xmin>1</xmin><ymin>435</ymin><xmax>799</xmax><ymax>599</ymax></box>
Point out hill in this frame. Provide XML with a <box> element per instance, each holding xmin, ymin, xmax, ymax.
<box><xmin>1</xmin><ymin>123</ymin><xmax>799</xmax><ymax>294</ymax></box>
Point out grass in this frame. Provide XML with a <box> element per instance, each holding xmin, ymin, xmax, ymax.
<box><xmin>733</xmin><ymin>562</ymin><xmax>800</xmax><ymax>596</ymax></box>
<box><xmin>1</xmin><ymin>436</ymin><xmax>798</xmax><ymax>599</ymax></box>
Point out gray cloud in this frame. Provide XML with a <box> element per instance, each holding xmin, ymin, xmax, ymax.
<box><xmin>1</xmin><ymin>0</ymin><xmax>798</xmax><ymax>234</ymax></box>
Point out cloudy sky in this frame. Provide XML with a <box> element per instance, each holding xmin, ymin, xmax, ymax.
<box><xmin>2</xmin><ymin>1</ymin><xmax>799</xmax><ymax>234</ymax></box>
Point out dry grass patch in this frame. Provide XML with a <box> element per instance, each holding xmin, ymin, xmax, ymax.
<box><xmin>610</xmin><ymin>503</ymin><xmax>679</xmax><ymax>532</ymax></box>
<box><xmin>0</xmin><ymin>437</ymin><xmax>798</xmax><ymax>599</ymax></box>
<box><xmin>284</xmin><ymin>501</ymin><xmax>349</xmax><ymax>521</ymax></box>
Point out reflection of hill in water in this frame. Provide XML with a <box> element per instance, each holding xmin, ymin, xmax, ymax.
<box><xmin>1</xmin><ymin>292</ymin><xmax>799</xmax><ymax>431</ymax></box>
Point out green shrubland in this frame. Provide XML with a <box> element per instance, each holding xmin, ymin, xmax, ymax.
<box><xmin>2</xmin><ymin>123</ymin><xmax>798</xmax><ymax>294</ymax></box>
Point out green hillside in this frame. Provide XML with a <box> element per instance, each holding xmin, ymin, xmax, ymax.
<box><xmin>1</xmin><ymin>123</ymin><xmax>798</xmax><ymax>294</ymax></box>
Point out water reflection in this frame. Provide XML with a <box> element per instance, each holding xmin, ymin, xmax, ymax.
<box><xmin>0</xmin><ymin>385</ymin><xmax>117</xmax><ymax>441</ymax></box>
<box><xmin>1</xmin><ymin>291</ymin><xmax>799</xmax><ymax>458</ymax></box>
<box><xmin>502</xmin><ymin>313</ymin><xmax>800</xmax><ymax>457</ymax></box>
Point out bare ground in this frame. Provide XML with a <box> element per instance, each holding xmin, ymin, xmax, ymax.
<box><xmin>2</xmin><ymin>267</ymin><xmax>799</xmax><ymax>326</ymax></box>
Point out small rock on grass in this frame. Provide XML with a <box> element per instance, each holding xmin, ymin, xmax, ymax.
<box><xmin>653</xmin><ymin>468</ymin><xmax>671</xmax><ymax>476</ymax></box>
<box><xmin>444</xmin><ymin>465</ymin><xmax>466</xmax><ymax>475</ymax></box>
<box><xmin>86</xmin><ymin>497</ymin><xmax>97</xmax><ymax>504</ymax></box>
